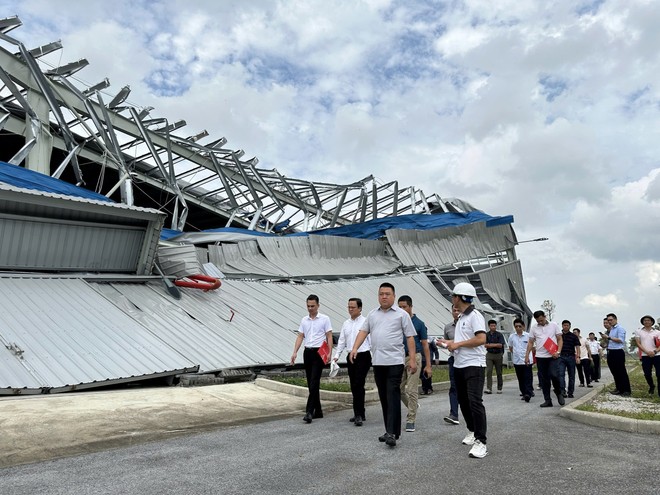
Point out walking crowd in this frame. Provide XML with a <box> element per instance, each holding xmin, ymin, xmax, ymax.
<box><xmin>290</xmin><ymin>284</ymin><xmax>660</xmax><ymax>460</ymax></box>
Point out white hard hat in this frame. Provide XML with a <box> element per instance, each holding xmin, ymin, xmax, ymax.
<box><xmin>452</xmin><ymin>282</ymin><xmax>477</xmax><ymax>298</ymax></box>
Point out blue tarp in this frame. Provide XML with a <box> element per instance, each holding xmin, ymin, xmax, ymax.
<box><xmin>0</xmin><ymin>161</ymin><xmax>113</xmax><ymax>202</ymax></box>
<box><xmin>0</xmin><ymin>161</ymin><xmax>513</xmax><ymax>241</ymax></box>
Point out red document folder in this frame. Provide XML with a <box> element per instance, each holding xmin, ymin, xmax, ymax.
<box><xmin>318</xmin><ymin>341</ymin><xmax>330</xmax><ymax>364</ymax></box>
<box><xmin>543</xmin><ymin>337</ymin><xmax>558</xmax><ymax>355</ymax></box>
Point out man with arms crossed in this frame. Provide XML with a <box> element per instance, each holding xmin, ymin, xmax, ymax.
<box><xmin>350</xmin><ymin>283</ymin><xmax>417</xmax><ymax>448</ymax></box>
<box><xmin>438</xmin><ymin>282</ymin><xmax>488</xmax><ymax>459</ymax></box>
<box><xmin>333</xmin><ymin>297</ymin><xmax>371</xmax><ymax>426</ymax></box>
<box><xmin>525</xmin><ymin>310</ymin><xmax>564</xmax><ymax>407</ymax></box>
<box><xmin>290</xmin><ymin>294</ymin><xmax>333</xmax><ymax>423</ymax></box>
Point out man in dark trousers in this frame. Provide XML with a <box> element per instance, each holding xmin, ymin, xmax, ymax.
<box><xmin>558</xmin><ymin>320</ymin><xmax>581</xmax><ymax>399</ymax></box>
<box><xmin>438</xmin><ymin>282</ymin><xmax>488</xmax><ymax>459</ymax></box>
<box><xmin>332</xmin><ymin>297</ymin><xmax>371</xmax><ymax>426</ymax></box>
<box><xmin>484</xmin><ymin>319</ymin><xmax>506</xmax><ymax>394</ymax></box>
<box><xmin>290</xmin><ymin>294</ymin><xmax>333</xmax><ymax>423</ymax></box>
<box><xmin>604</xmin><ymin>313</ymin><xmax>631</xmax><ymax>396</ymax></box>
<box><xmin>350</xmin><ymin>283</ymin><xmax>417</xmax><ymax>448</ymax></box>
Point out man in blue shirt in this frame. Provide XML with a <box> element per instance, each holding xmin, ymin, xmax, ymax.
<box><xmin>604</xmin><ymin>313</ymin><xmax>631</xmax><ymax>396</ymax></box>
<box><xmin>397</xmin><ymin>295</ymin><xmax>432</xmax><ymax>433</ymax></box>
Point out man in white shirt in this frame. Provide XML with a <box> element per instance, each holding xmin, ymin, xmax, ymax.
<box><xmin>350</xmin><ymin>282</ymin><xmax>417</xmax><ymax>448</ymax></box>
<box><xmin>525</xmin><ymin>310</ymin><xmax>564</xmax><ymax>407</ymax></box>
<box><xmin>438</xmin><ymin>282</ymin><xmax>488</xmax><ymax>459</ymax></box>
<box><xmin>508</xmin><ymin>318</ymin><xmax>534</xmax><ymax>402</ymax></box>
<box><xmin>290</xmin><ymin>294</ymin><xmax>333</xmax><ymax>424</ymax></box>
<box><xmin>333</xmin><ymin>297</ymin><xmax>371</xmax><ymax>426</ymax></box>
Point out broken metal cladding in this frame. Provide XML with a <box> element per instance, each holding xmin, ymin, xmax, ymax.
<box><xmin>0</xmin><ymin>16</ymin><xmax>530</xmax><ymax>395</ymax></box>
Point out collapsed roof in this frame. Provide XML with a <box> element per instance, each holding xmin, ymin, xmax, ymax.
<box><xmin>0</xmin><ymin>16</ymin><xmax>530</xmax><ymax>394</ymax></box>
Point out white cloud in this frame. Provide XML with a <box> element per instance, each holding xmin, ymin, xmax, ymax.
<box><xmin>581</xmin><ymin>293</ymin><xmax>629</xmax><ymax>309</ymax></box>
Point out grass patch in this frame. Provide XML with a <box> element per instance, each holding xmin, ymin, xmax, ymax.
<box><xmin>268</xmin><ymin>376</ymin><xmax>352</xmax><ymax>393</ymax></box>
<box><xmin>431</xmin><ymin>364</ymin><xmax>516</xmax><ymax>383</ymax></box>
<box><xmin>575</xmin><ymin>365</ymin><xmax>660</xmax><ymax>421</ymax></box>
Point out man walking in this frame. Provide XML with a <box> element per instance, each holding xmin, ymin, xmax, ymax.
<box><xmin>397</xmin><ymin>295</ymin><xmax>432</xmax><ymax>433</ymax></box>
<box><xmin>558</xmin><ymin>320</ymin><xmax>581</xmax><ymax>399</ymax></box>
<box><xmin>441</xmin><ymin>306</ymin><xmax>461</xmax><ymax>425</ymax></box>
<box><xmin>509</xmin><ymin>318</ymin><xmax>534</xmax><ymax>402</ymax></box>
<box><xmin>350</xmin><ymin>283</ymin><xmax>417</xmax><ymax>448</ymax></box>
<box><xmin>604</xmin><ymin>313</ymin><xmax>631</xmax><ymax>396</ymax></box>
<box><xmin>439</xmin><ymin>282</ymin><xmax>488</xmax><ymax>459</ymax></box>
<box><xmin>574</xmin><ymin>328</ymin><xmax>593</xmax><ymax>388</ymax></box>
<box><xmin>290</xmin><ymin>294</ymin><xmax>333</xmax><ymax>423</ymax></box>
<box><xmin>588</xmin><ymin>332</ymin><xmax>602</xmax><ymax>382</ymax></box>
<box><xmin>525</xmin><ymin>310</ymin><xmax>564</xmax><ymax>407</ymax></box>
<box><xmin>484</xmin><ymin>319</ymin><xmax>506</xmax><ymax>394</ymax></box>
<box><xmin>332</xmin><ymin>297</ymin><xmax>371</xmax><ymax>426</ymax></box>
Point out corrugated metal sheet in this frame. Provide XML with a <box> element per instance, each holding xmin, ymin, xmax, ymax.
<box><xmin>386</xmin><ymin>222</ymin><xmax>516</xmax><ymax>268</ymax></box>
<box><xmin>157</xmin><ymin>244</ymin><xmax>203</xmax><ymax>277</ymax></box>
<box><xmin>476</xmin><ymin>260</ymin><xmax>527</xmax><ymax>306</ymax></box>
<box><xmin>0</xmin><ymin>278</ymin><xmax>198</xmax><ymax>394</ymax></box>
<box><xmin>0</xmin><ymin>184</ymin><xmax>164</xmax><ymax>274</ymax></box>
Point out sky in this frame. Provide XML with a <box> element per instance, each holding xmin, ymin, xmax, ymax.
<box><xmin>1</xmin><ymin>0</ymin><xmax>659</xmax><ymax>335</ymax></box>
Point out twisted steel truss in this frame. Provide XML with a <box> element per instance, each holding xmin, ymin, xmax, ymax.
<box><xmin>0</xmin><ymin>15</ymin><xmax>457</xmax><ymax>233</ymax></box>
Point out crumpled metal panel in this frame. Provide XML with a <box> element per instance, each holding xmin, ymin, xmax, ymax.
<box><xmin>387</xmin><ymin>222</ymin><xmax>516</xmax><ymax>268</ymax></box>
<box><xmin>0</xmin><ymin>278</ymin><xmax>198</xmax><ymax>394</ymax></box>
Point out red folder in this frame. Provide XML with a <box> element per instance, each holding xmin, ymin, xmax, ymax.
<box><xmin>655</xmin><ymin>336</ymin><xmax>660</xmax><ymax>348</ymax></box>
<box><xmin>543</xmin><ymin>338</ymin><xmax>558</xmax><ymax>355</ymax></box>
<box><xmin>318</xmin><ymin>341</ymin><xmax>330</xmax><ymax>364</ymax></box>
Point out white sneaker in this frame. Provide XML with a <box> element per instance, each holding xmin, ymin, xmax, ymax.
<box><xmin>461</xmin><ymin>432</ymin><xmax>475</xmax><ymax>445</ymax></box>
<box><xmin>468</xmin><ymin>440</ymin><xmax>488</xmax><ymax>458</ymax></box>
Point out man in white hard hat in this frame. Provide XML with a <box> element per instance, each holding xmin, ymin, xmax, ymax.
<box><xmin>438</xmin><ymin>282</ymin><xmax>488</xmax><ymax>459</ymax></box>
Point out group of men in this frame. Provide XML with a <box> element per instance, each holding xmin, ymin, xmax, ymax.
<box><xmin>290</xmin><ymin>282</ymin><xmax>490</xmax><ymax>458</ymax></box>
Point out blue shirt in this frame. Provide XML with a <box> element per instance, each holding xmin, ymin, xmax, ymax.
<box><xmin>403</xmin><ymin>314</ymin><xmax>427</xmax><ymax>355</ymax></box>
<box><xmin>608</xmin><ymin>324</ymin><xmax>626</xmax><ymax>350</ymax></box>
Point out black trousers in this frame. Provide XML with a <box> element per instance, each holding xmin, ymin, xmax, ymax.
<box><xmin>607</xmin><ymin>349</ymin><xmax>631</xmax><ymax>394</ymax></box>
<box><xmin>640</xmin><ymin>355</ymin><xmax>660</xmax><ymax>392</ymax></box>
<box><xmin>373</xmin><ymin>364</ymin><xmax>404</xmax><ymax>437</ymax></box>
<box><xmin>420</xmin><ymin>359</ymin><xmax>433</xmax><ymax>392</ymax></box>
<box><xmin>514</xmin><ymin>364</ymin><xmax>534</xmax><ymax>397</ymax></box>
<box><xmin>454</xmin><ymin>366</ymin><xmax>487</xmax><ymax>444</ymax></box>
<box><xmin>580</xmin><ymin>358</ymin><xmax>592</xmax><ymax>385</ymax></box>
<box><xmin>536</xmin><ymin>357</ymin><xmax>561</xmax><ymax>402</ymax></box>
<box><xmin>347</xmin><ymin>351</ymin><xmax>372</xmax><ymax>418</ymax></box>
<box><xmin>591</xmin><ymin>354</ymin><xmax>601</xmax><ymax>380</ymax></box>
<box><xmin>303</xmin><ymin>347</ymin><xmax>325</xmax><ymax>415</ymax></box>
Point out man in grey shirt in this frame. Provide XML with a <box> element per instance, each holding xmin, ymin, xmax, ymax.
<box><xmin>350</xmin><ymin>282</ymin><xmax>417</xmax><ymax>447</ymax></box>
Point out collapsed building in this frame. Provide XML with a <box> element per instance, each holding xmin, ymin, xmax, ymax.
<box><xmin>0</xmin><ymin>16</ymin><xmax>531</xmax><ymax>395</ymax></box>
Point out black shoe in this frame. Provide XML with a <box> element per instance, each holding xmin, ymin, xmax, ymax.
<box><xmin>610</xmin><ymin>390</ymin><xmax>621</xmax><ymax>395</ymax></box>
<box><xmin>313</xmin><ymin>411</ymin><xmax>323</xmax><ymax>419</ymax></box>
<box><xmin>523</xmin><ymin>395</ymin><xmax>530</xmax><ymax>402</ymax></box>
<box><xmin>621</xmin><ymin>392</ymin><xmax>631</xmax><ymax>397</ymax></box>
<box><xmin>349</xmin><ymin>416</ymin><xmax>355</xmax><ymax>422</ymax></box>
<box><xmin>556</xmin><ymin>391</ymin><xmax>565</xmax><ymax>406</ymax></box>
<box><xmin>649</xmin><ymin>386</ymin><xmax>655</xmax><ymax>395</ymax></box>
<box><xmin>385</xmin><ymin>434</ymin><xmax>396</xmax><ymax>447</ymax></box>
<box><xmin>567</xmin><ymin>394</ymin><xmax>574</xmax><ymax>398</ymax></box>
<box><xmin>578</xmin><ymin>383</ymin><xmax>585</xmax><ymax>387</ymax></box>
<box><xmin>594</xmin><ymin>379</ymin><xmax>599</xmax><ymax>382</ymax></box>
<box><xmin>354</xmin><ymin>416</ymin><xmax>363</xmax><ymax>426</ymax></box>
<box><xmin>587</xmin><ymin>384</ymin><xmax>593</xmax><ymax>388</ymax></box>
<box><xmin>540</xmin><ymin>401</ymin><xmax>553</xmax><ymax>407</ymax></box>
<box><xmin>562</xmin><ymin>392</ymin><xmax>567</xmax><ymax>398</ymax></box>
<box><xmin>378</xmin><ymin>433</ymin><xmax>387</xmax><ymax>442</ymax></box>
<box><xmin>303</xmin><ymin>413</ymin><xmax>313</xmax><ymax>423</ymax></box>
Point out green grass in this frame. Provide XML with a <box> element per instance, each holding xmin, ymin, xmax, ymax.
<box><xmin>268</xmin><ymin>376</ymin><xmax>352</xmax><ymax>392</ymax></box>
<box><xmin>575</xmin><ymin>365</ymin><xmax>660</xmax><ymax>421</ymax></box>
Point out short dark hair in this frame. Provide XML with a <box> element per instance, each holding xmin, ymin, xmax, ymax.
<box><xmin>573</xmin><ymin>328</ymin><xmax>581</xmax><ymax>334</ymax></box>
<box><xmin>379</xmin><ymin>282</ymin><xmax>395</xmax><ymax>293</ymax></box>
<box><xmin>488</xmin><ymin>319</ymin><xmax>497</xmax><ymax>326</ymax></box>
<box><xmin>606</xmin><ymin>313</ymin><xmax>617</xmax><ymax>319</ymax></box>
<box><xmin>306</xmin><ymin>294</ymin><xmax>319</xmax><ymax>303</ymax></box>
<box><xmin>398</xmin><ymin>295</ymin><xmax>412</xmax><ymax>306</ymax></box>
<box><xmin>533</xmin><ymin>310</ymin><xmax>545</xmax><ymax>319</ymax></box>
<box><xmin>513</xmin><ymin>318</ymin><xmax>525</xmax><ymax>327</ymax></box>
<box><xmin>348</xmin><ymin>297</ymin><xmax>362</xmax><ymax>309</ymax></box>
<box><xmin>589</xmin><ymin>332</ymin><xmax>595</xmax><ymax>337</ymax></box>
<box><xmin>562</xmin><ymin>320</ymin><xmax>571</xmax><ymax>326</ymax></box>
<box><xmin>603</xmin><ymin>317</ymin><xmax>609</xmax><ymax>321</ymax></box>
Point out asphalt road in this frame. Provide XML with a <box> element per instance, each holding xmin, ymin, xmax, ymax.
<box><xmin>0</xmin><ymin>384</ymin><xmax>654</xmax><ymax>495</ymax></box>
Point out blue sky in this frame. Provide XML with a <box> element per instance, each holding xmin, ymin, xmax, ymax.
<box><xmin>1</xmin><ymin>0</ymin><xmax>660</xmax><ymax>332</ymax></box>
